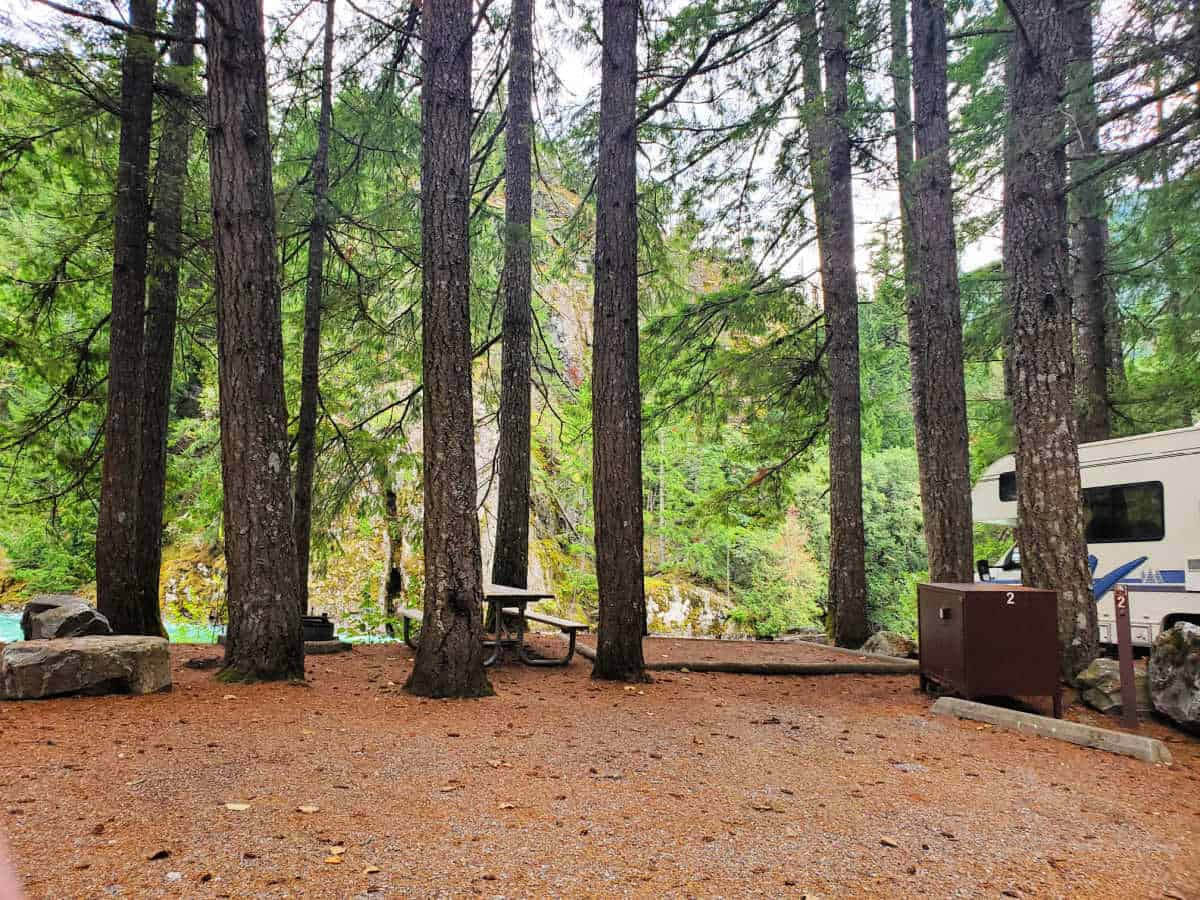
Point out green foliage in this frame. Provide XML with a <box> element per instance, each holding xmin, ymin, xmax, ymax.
<box><xmin>0</xmin><ymin>511</ymin><xmax>95</xmax><ymax>597</ymax></box>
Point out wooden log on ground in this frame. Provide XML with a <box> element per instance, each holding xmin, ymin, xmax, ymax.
<box><xmin>931</xmin><ymin>696</ymin><xmax>1172</xmax><ymax>764</ymax></box>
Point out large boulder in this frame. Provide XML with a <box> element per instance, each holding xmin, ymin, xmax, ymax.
<box><xmin>1148</xmin><ymin>623</ymin><xmax>1200</xmax><ymax>733</ymax></box>
<box><xmin>20</xmin><ymin>594</ymin><xmax>112</xmax><ymax>641</ymax></box>
<box><xmin>1076</xmin><ymin>657</ymin><xmax>1152</xmax><ymax>714</ymax></box>
<box><xmin>0</xmin><ymin>636</ymin><xmax>170</xmax><ymax>700</ymax></box>
<box><xmin>860</xmin><ymin>631</ymin><xmax>918</xmax><ymax>659</ymax></box>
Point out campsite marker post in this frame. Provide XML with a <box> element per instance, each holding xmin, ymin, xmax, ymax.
<box><xmin>1113</xmin><ymin>583</ymin><xmax>1138</xmax><ymax>730</ymax></box>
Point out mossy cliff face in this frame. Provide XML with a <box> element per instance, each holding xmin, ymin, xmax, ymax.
<box><xmin>160</xmin><ymin>542</ymin><xmax>226</xmax><ymax>622</ymax></box>
<box><xmin>645</xmin><ymin>577</ymin><xmax>733</xmax><ymax>636</ymax></box>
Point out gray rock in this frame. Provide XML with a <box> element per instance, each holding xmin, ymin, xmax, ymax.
<box><xmin>0</xmin><ymin>636</ymin><xmax>170</xmax><ymax>700</ymax></box>
<box><xmin>860</xmin><ymin>631</ymin><xmax>918</xmax><ymax>659</ymax></box>
<box><xmin>1075</xmin><ymin>657</ymin><xmax>1152</xmax><ymax>714</ymax></box>
<box><xmin>1148</xmin><ymin>623</ymin><xmax>1200</xmax><ymax>733</ymax></box>
<box><xmin>21</xmin><ymin>594</ymin><xmax>112</xmax><ymax>640</ymax></box>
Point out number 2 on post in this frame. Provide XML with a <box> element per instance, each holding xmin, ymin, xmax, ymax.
<box><xmin>1005</xmin><ymin>591</ymin><xmax>1015</xmax><ymax>606</ymax></box>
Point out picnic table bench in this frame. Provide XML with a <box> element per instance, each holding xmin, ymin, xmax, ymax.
<box><xmin>397</xmin><ymin>585</ymin><xmax>588</xmax><ymax>666</ymax></box>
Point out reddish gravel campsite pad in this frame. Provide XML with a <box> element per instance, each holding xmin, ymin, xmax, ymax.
<box><xmin>1</xmin><ymin>642</ymin><xmax>1197</xmax><ymax>898</ymax></box>
<box><xmin>578</xmin><ymin>634</ymin><xmax>913</xmax><ymax>667</ymax></box>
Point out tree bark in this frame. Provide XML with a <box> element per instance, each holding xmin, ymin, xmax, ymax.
<box><xmin>206</xmin><ymin>0</ymin><xmax>305</xmax><ymax>681</ymax></box>
<box><xmin>293</xmin><ymin>0</ymin><xmax>337</xmax><ymax>614</ymax></box>
<box><xmin>97</xmin><ymin>0</ymin><xmax>156</xmax><ymax>635</ymax></box>
<box><xmin>491</xmin><ymin>0</ymin><xmax>534</xmax><ymax>591</ymax></box>
<box><xmin>405</xmin><ymin>0</ymin><xmax>492</xmax><ymax>698</ymax></box>
<box><xmin>800</xmin><ymin>0</ymin><xmax>869</xmax><ymax>648</ymax></box>
<box><xmin>1003</xmin><ymin>0</ymin><xmax>1097</xmax><ymax>679</ymax></box>
<box><xmin>135</xmin><ymin>0</ymin><xmax>197</xmax><ymax>637</ymax></box>
<box><xmin>1066</xmin><ymin>0</ymin><xmax>1112</xmax><ymax>442</ymax></box>
<box><xmin>907</xmin><ymin>0</ymin><xmax>975</xmax><ymax>582</ymax></box>
<box><xmin>381</xmin><ymin>483</ymin><xmax>404</xmax><ymax>638</ymax></box>
<box><xmin>591</xmin><ymin>0</ymin><xmax>647</xmax><ymax>682</ymax></box>
<box><xmin>889</xmin><ymin>0</ymin><xmax>916</xmax><ymax>299</ymax></box>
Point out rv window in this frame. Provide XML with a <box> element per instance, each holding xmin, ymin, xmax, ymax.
<box><xmin>999</xmin><ymin>471</ymin><xmax>1017</xmax><ymax>502</ymax></box>
<box><xmin>1083</xmin><ymin>481</ymin><xmax>1164</xmax><ymax>543</ymax></box>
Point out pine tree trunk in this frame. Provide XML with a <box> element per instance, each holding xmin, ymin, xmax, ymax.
<box><xmin>1003</xmin><ymin>0</ymin><xmax>1097</xmax><ymax>679</ymax></box>
<box><xmin>491</xmin><ymin>0</ymin><xmax>534</xmax><ymax>591</ymax></box>
<box><xmin>907</xmin><ymin>0</ymin><xmax>975</xmax><ymax>582</ymax></box>
<box><xmin>380</xmin><ymin>484</ymin><xmax>404</xmax><ymax>638</ymax></box>
<box><xmin>800</xmin><ymin>0</ymin><xmax>869</xmax><ymax>648</ymax></box>
<box><xmin>1066</xmin><ymin>0</ymin><xmax>1111</xmax><ymax>443</ymax></box>
<box><xmin>889</xmin><ymin>0</ymin><xmax>916</xmax><ymax>296</ymax></box>
<box><xmin>135</xmin><ymin>0</ymin><xmax>197</xmax><ymax>637</ymax></box>
<box><xmin>206</xmin><ymin>0</ymin><xmax>305</xmax><ymax>681</ymax></box>
<box><xmin>293</xmin><ymin>0</ymin><xmax>337</xmax><ymax>613</ymax></box>
<box><xmin>97</xmin><ymin>0</ymin><xmax>156</xmax><ymax>635</ymax></box>
<box><xmin>591</xmin><ymin>0</ymin><xmax>647</xmax><ymax>682</ymax></box>
<box><xmin>405</xmin><ymin>0</ymin><xmax>492</xmax><ymax>698</ymax></box>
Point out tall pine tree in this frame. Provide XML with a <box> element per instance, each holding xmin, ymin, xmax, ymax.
<box><xmin>97</xmin><ymin>0</ymin><xmax>157</xmax><ymax>635</ymax></box>
<box><xmin>591</xmin><ymin>0</ymin><xmax>648</xmax><ymax>681</ymax></box>
<box><xmin>405</xmin><ymin>0</ymin><xmax>492</xmax><ymax>698</ymax></box>
<box><xmin>906</xmin><ymin>0</ymin><xmax>974</xmax><ymax>582</ymax></box>
<box><xmin>800</xmin><ymin>0</ymin><xmax>869</xmax><ymax>648</ymax></box>
<box><xmin>136</xmin><ymin>0</ymin><xmax>198</xmax><ymax>633</ymax></box>
<box><xmin>206</xmin><ymin>0</ymin><xmax>305</xmax><ymax>681</ymax></box>
<box><xmin>492</xmin><ymin>0</ymin><xmax>535</xmax><ymax>591</ymax></box>
<box><xmin>1003</xmin><ymin>0</ymin><xmax>1097</xmax><ymax>678</ymax></box>
<box><xmin>293</xmin><ymin>0</ymin><xmax>338</xmax><ymax>613</ymax></box>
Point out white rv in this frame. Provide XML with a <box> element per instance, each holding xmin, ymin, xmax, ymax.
<box><xmin>972</xmin><ymin>424</ymin><xmax>1200</xmax><ymax>647</ymax></box>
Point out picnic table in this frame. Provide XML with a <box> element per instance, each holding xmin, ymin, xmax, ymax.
<box><xmin>396</xmin><ymin>584</ymin><xmax>588</xmax><ymax>667</ymax></box>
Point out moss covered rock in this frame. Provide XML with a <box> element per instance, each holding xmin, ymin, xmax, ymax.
<box><xmin>1148</xmin><ymin>623</ymin><xmax>1200</xmax><ymax>733</ymax></box>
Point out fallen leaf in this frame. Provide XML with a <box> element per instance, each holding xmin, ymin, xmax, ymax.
<box><xmin>297</xmin><ymin>805</ymin><xmax>320</xmax><ymax>814</ymax></box>
<box><xmin>222</xmin><ymin>694</ymin><xmax>238</xmax><ymax>701</ymax></box>
<box><xmin>146</xmin><ymin>849</ymin><xmax>170</xmax><ymax>861</ymax></box>
<box><xmin>439</xmin><ymin>784</ymin><xmax>462</xmax><ymax>793</ymax></box>
<box><xmin>324</xmin><ymin>856</ymin><xmax>342</xmax><ymax>865</ymax></box>
<box><xmin>880</xmin><ymin>837</ymin><xmax>899</xmax><ymax>848</ymax></box>
<box><xmin>363</xmin><ymin>866</ymin><xmax>381</xmax><ymax>875</ymax></box>
<box><xmin>328</xmin><ymin>846</ymin><xmax>346</xmax><ymax>855</ymax></box>
<box><xmin>224</xmin><ymin>802</ymin><xmax>251</xmax><ymax>812</ymax></box>
<box><xmin>499</xmin><ymin>802</ymin><xmax>516</xmax><ymax>810</ymax></box>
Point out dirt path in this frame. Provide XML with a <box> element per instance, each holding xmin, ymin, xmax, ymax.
<box><xmin>1</xmin><ymin>642</ymin><xmax>1197</xmax><ymax>898</ymax></box>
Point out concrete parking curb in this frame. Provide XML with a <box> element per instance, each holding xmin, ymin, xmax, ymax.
<box><xmin>931</xmin><ymin>696</ymin><xmax>1173</xmax><ymax>764</ymax></box>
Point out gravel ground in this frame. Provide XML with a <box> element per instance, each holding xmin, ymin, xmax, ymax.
<box><xmin>577</xmin><ymin>634</ymin><xmax>907</xmax><ymax>666</ymax></box>
<box><xmin>1</xmin><ymin>641</ymin><xmax>1197</xmax><ymax>899</ymax></box>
